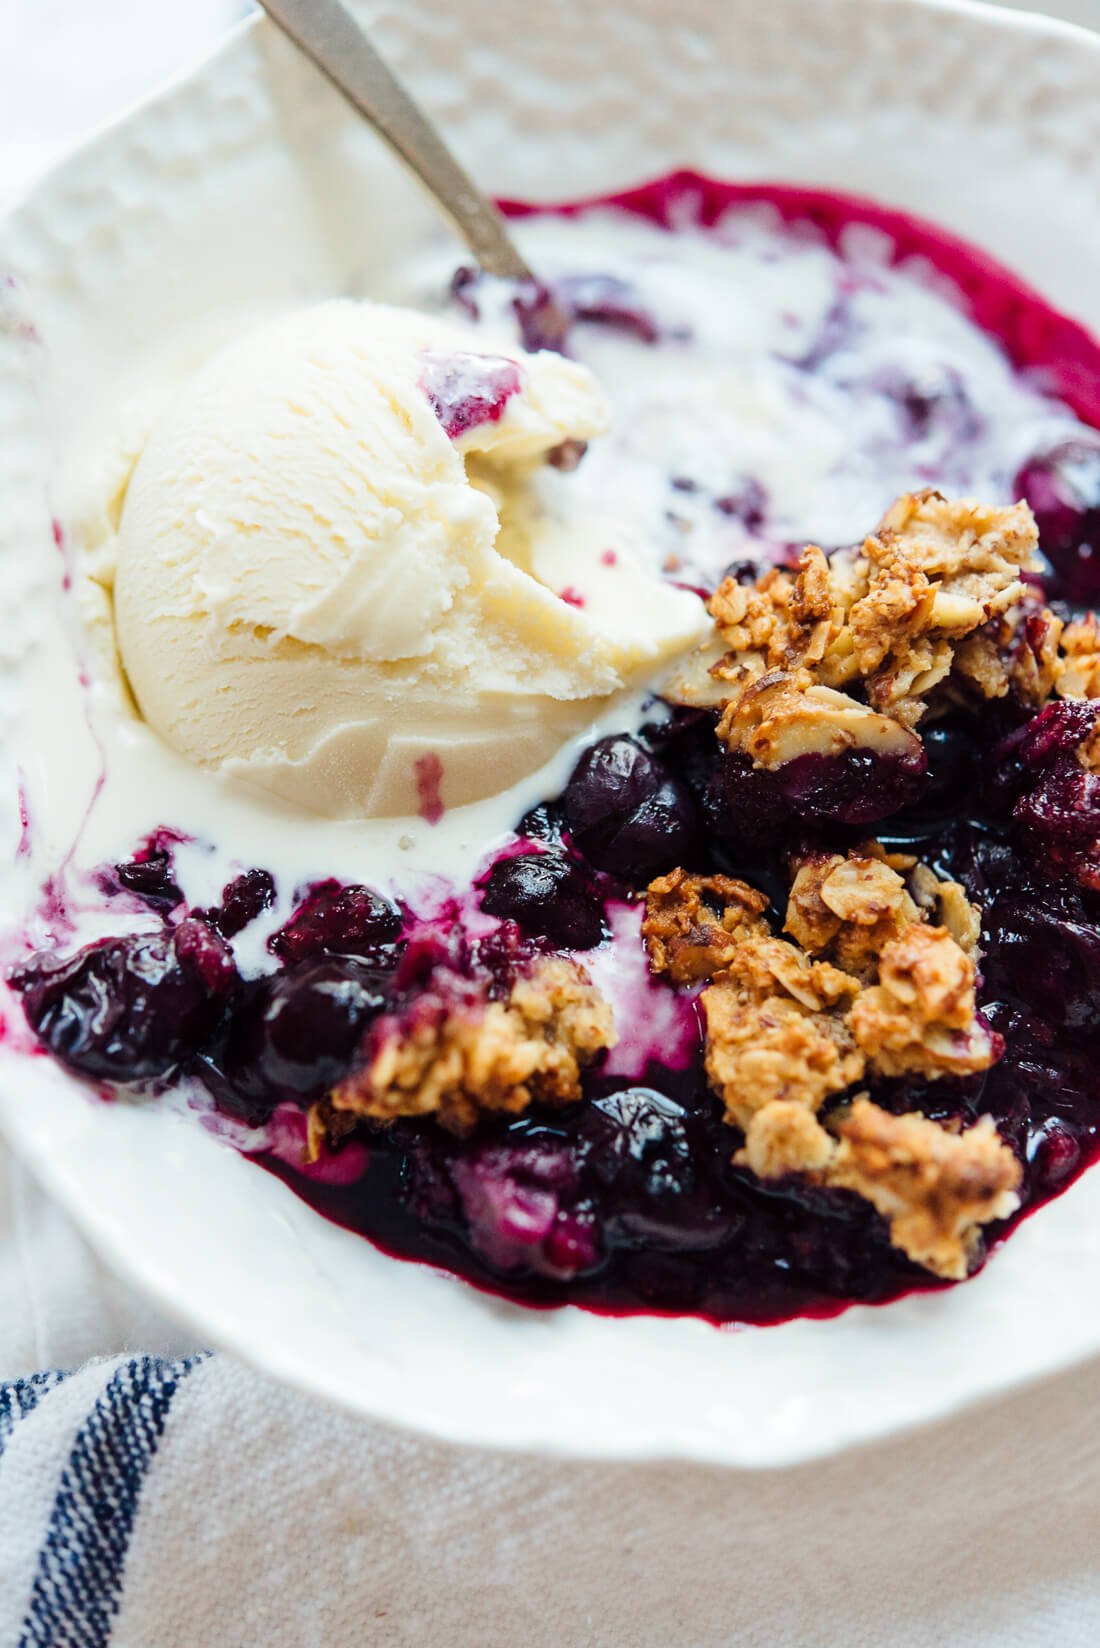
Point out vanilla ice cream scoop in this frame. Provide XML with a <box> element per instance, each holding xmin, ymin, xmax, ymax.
<box><xmin>112</xmin><ymin>300</ymin><xmax>708</xmax><ymax>818</ymax></box>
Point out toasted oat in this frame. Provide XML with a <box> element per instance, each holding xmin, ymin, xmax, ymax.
<box><xmin>701</xmin><ymin>933</ymin><xmax>864</xmax><ymax>1129</ymax></box>
<box><xmin>643</xmin><ymin>867</ymin><xmax>770</xmax><ymax>984</ymax></box>
<box><xmin>827</xmin><ymin>1098</ymin><xmax>1021</xmax><ymax>1279</ymax></box>
<box><xmin>715</xmin><ymin>670</ymin><xmax>922</xmax><ymax>769</ymax></box>
<box><xmin>671</xmin><ymin>491</ymin><xmax>1045</xmax><ymax>746</ymax></box>
<box><xmin>304</xmin><ymin>1097</ymin><xmax>360</xmax><ymax>1164</ymax></box>
<box><xmin>1058</xmin><ymin>613</ymin><xmax>1100</xmax><ymax>700</ymax></box>
<box><xmin>736</xmin><ymin>1099</ymin><xmax>838</xmax><ymax>1178</ymax></box>
<box><xmin>953</xmin><ymin>595</ymin><xmax>1062</xmax><ymax>710</ymax></box>
<box><xmin>849</xmin><ymin>923</ymin><xmax>997</xmax><ymax>1079</ymax></box>
<box><xmin>907</xmin><ymin>863</ymin><xmax>982</xmax><ymax>957</ymax></box>
<box><xmin>332</xmin><ymin>956</ymin><xmax>615</xmax><ymax>1136</ymax></box>
<box><xmin>785</xmin><ymin>843</ymin><xmax>980</xmax><ymax>980</ymax></box>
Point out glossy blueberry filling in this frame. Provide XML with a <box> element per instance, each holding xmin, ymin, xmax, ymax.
<box><xmin>11</xmin><ymin>173</ymin><xmax>1100</xmax><ymax>1326</ymax></box>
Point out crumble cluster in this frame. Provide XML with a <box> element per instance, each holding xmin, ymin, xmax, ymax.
<box><xmin>667</xmin><ymin>491</ymin><xmax>1070</xmax><ymax>770</ymax></box>
<box><xmin>644</xmin><ymin>845</ymin><xmax>1019</xmax><ymax>1279</ymax></box>
<box><xmin>744</xmin><ymin>1097</ymin><xmax>1021</xmax><ymax>1280</ymax></box>
<box><xmin>331</xmin><ymin>956</ymin><xmax>615</xmax><ymax>1137</ymax></box>
<box><xmin>1058</xmin><ymin>614</ymin><xmax>1100</xmax><ymax>702</ymax></box>
<box><xmin>642</xmin><ymin>867</ymin><xmax>770</xmax><ymax>984</ymax></box>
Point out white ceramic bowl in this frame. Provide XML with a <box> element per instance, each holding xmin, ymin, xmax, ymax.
<box><xmin>1</xmin><ymin>0</ymin><xmax>1099</xmax><ymax>1468</ymax></box>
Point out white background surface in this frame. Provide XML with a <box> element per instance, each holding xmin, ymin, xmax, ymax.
<box><xmin>2</xmin><ymin>0</ymin><xmax>1100</xmax><ymax>1640</ymax></box>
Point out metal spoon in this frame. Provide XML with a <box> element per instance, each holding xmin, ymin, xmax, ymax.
<box><xmin>256</xmin><ymin>0</ymin><xmax>537</xmax><ymax>283</ymax></box>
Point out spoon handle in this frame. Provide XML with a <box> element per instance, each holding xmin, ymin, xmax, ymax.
<box><xmin>257</xmin><ymin>0</ymin><xmax>536</xmax><ymax>282</ymax></box>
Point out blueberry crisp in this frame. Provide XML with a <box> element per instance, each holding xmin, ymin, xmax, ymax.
<box><xmin>11</xmin><ymin>176</ymin><xmax>1100</xmax><ymax>1326</ymax></box>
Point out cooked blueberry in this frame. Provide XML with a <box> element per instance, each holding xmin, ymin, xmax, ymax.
<box><xmin>480</xmin><ymin>852</ymin><xmax>605</xmax><ymax>948</ymax></box>
<box><xmin>714</xmin><ymin>477</ymin><xmax>768</xmax><ymax>531</ymax></box>
<box><xmin>221</xmin><ymin>955</ymin><xmax>389</xmax><ymax>1108</ymax></box>
<box><xmin>201</xmin><ymin>868</ymin><xmax>276</xmax><ymax>937</ymax></box>
<box><xmin>1018</xmin><ymin>696</ymin><xmax>1097</xmax><ymax>764</ymax></box>
<box><xmin>1015</xmin><ymin>439</ymin><xmax>1100</xmax><ymax>604</ymax></box>
<box><xmin>552</xmin><ymin>272</ymin><xmax>660</xmax><ymax>343</ymax></box>
<box><xmin>12</xmin><ymin>918</ymin><xmax>238</xmax><ymax>1082</ymax></box>
<box><xmin>511</xmin><ymin>282</ymin><xmax>572</xmax><ymax>354</ymax></box>
<box><xmin>983</xmin><ymin>891</ymin><xmax>1100</xmax><ymax>1031</ymax></box>
<box><xmin>1030</xmin><ymin>1122</ymin><xmax>1082</xmax><ymax>1194</ymax></box>
<box><xmin>512</xmin><ymin>273</ymin><xmax>659</xmax><ymax>353</ymax></box>
<box><xmin>919</xmin><ymin>719</ymin><xmax>980</xmax><ymax>811</ymax></box>
<box><xmin>563</xmin><ymin>735</ymin><xmax>697</xmax><ymax>879</ymax></box>
<box><xmin>873</xmin><ymin>362</ymin><xmax>980</xmax><ymax>442</ymax></box>
<box><xmin>515</xmin><ymin>802</ymin><xmax>565</xmax><ymax>845</ymax></box>
<box><xmin>581</xmin><ymin>1089</ymin><xmax>732</xmax><ymax>1252</ymax></box>
<box><xmin>711</xmin><ymin>743</ymin><xmax>927</xmax><ymax>839</ymax></box>
<box><xmin>449</xmin><ymin>264</ymin><xmax>481</xmax><ymax>320</ymax></box>
<box><xmin>449</xmin><ymin>1139</ymin><xmax>600</xmax><ymax>1280</ymax></box>
<box><xmin>996</xmin><ymin>701</ymin><xmax>1100</xmax><ymax>888</ymax></box>
<box><xmin>115</xmin><ymin>848</ymin><xmax>181</xmax><ymax>911</ymax></box>
<box><xmin>271</xmin><ymin>881</ymin><xmax>402</xmax><ymax>962</ymax></box>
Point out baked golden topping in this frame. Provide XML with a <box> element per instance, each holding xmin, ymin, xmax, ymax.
<box><xmin>827</xmin><ymin>1099</ymin><xmax>1021</xmax><ymax>1280</ymax></box>
<box><xmin>785</xmin><ymin>843</ymin><xmax>980</xmax><ymax>981</ymax></box>
<box><xmin>642</xmin><ymin>867</ymin><xmax>770</xmax><ymax>984</ymax></box>
<box><xmin>701</xmin><ymin>933</ymin><xmax>863</xmax><ymax>1129</ymax></box>
<box><xmin>646</xmin><ymin>814</ymin><xmax>1005</xmax><ymax>1279</ymax></box>
<box><xmin>674</xmin><ymin>492</ymin><xmax>1042</xmax><ymax>742</ymax></box>
<box><xmin>738</xmin><ymin>1099</ymin><xmax>837</xmax><ymax>1179</ymax></box>
<box><xmin>953</xmin><ymin>593</ymin><xmax>1062</xmax><ymax>710</ymax></box>
<box><xmin>332</xmin><ymin>956</ymin><xmax>615</xmax><ymax>1136</ymax></box>
<box><xmin>735</xmin><ymin>1096</ymin><xmax>1021</xmax><ymax>1280</ymax></box>
<box><xmin>715</xmin><ymin>671</ymin><xmax>922</xmax><ymax>771</ymax></box>
<box><xmin>848</xmin><ymin>923</ymin><xmax>994</xmax><ymax>1079</ymax></box>
<box><xmin>1058</xmin><ymin>613</ymin><xmax>1100</xmax><ymax>701</ymax></box>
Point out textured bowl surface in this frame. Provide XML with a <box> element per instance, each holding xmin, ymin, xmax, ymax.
<box><xmin>1</xmin><ymin>0</ymin><xmax>1099</xmax><ymax>1466</ymax></box>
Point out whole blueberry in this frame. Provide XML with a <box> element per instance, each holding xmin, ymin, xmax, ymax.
<box><xmin>480</xmin><ymin>851</ymin><xmax>606</xmax><ymax>949</ymax></box>
<box><xmin>270</xmin><ymin>881</ymin><xmax>402</xmax><ymax>963</ymax></box>
<box><xmin>222</xmin><ymin>955</ymin><xmax>389</xmax><ymax>1109</ymax></box>
<box><xmin>983</xmin><ymin>892</ymin><xmax>1100</xmax><ymax>1031</ymax></box>
<box><xmin>710</xmin><ymin>743</ymin><xmax>927</xmax><ymax>840</ymax></box>
<box><xmin>580</xmin><ymin>1088</ymin><xmax>733</xmax><ymax>1252</ymax></box>
<box><xmin>114</xmin><ymin>848</ymin><xmax>182</xmax><ymax>911</ymax></box>
<box><xmin>563</xmin><ymin>735</ymin><xmax>697</xmax><ymax>879</ymax></box>
<box><xmin>449</xmin><ymin>1137</ymin><xmax>601</xmax><ymax>1280</ymax></box>
<box><xmin>13</xmin><ymin>918</ymin><xmax>238</xmax><ymax>1082</ymax></box>
<box><xmin>1015</xmin><ymin>439</ymin><xmax>1100</xmax><ymax>604</ymax></box>
<box><xmin>203</xmin><ymin>868</ymin><xmax>276</xmax><ymax>938</ymax></box>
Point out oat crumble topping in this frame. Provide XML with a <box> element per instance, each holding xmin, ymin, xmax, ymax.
<box><xmin>642</xmin><ymin>867</ymin><xmax>770</xmax><ymax>984</ymax></box>
<box><xmin>672</xmin><ymin>492</ymin><xmax>1043</xmax><ymax>755</ymax></box>
<box><xmin>848</xmin><ymin>923</ymin><xmax>996</xmax><ymax>1080</ymax></box>
<box><xmin>952</xmin><ymin>593</ymin><xmax>1062</xmax><ymax>710</ymax></box>
<box><xmin>331</xmin><ymin>956</ymin><xmax>615</xmax><ymax>1136</ymax></box>
<box><xmin>827</xmin><ymin>1099</ymin><xmax>1021</xmax><ymax>1280</ymax></box>
<box><xmin>1058</xmin><ymin>614</ymin><xmax>1100</xmax><ymax>701</ymax></box>
<box><xmin>784</xmin><ymin>842</ymin><xmax>979</xmax><ymax>979</ymax></box>
<box><xmin>305</xmin><ymin>1097</ymin><xmax>359</xmax><ymax>1164</ymax></box>
<box><xmin>701</xmin><ymin>934</ymin><xmax>864</xmax><ymax>1129</ymax></box>
<box><xmin>648</xmin><ymin>820</ymin><xmax>1006</xmax><ymax>1275</ymax></box>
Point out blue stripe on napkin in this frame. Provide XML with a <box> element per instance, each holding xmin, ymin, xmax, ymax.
<box><xmin>16</xmin><ymin>1353</ymin><xmax>208</xmax><ymax>1648</ymax></box>
<box><xmin>0</xmin><ymin>1370</ymin><xmax>70</xmax><ymax>1457</ymax></box>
